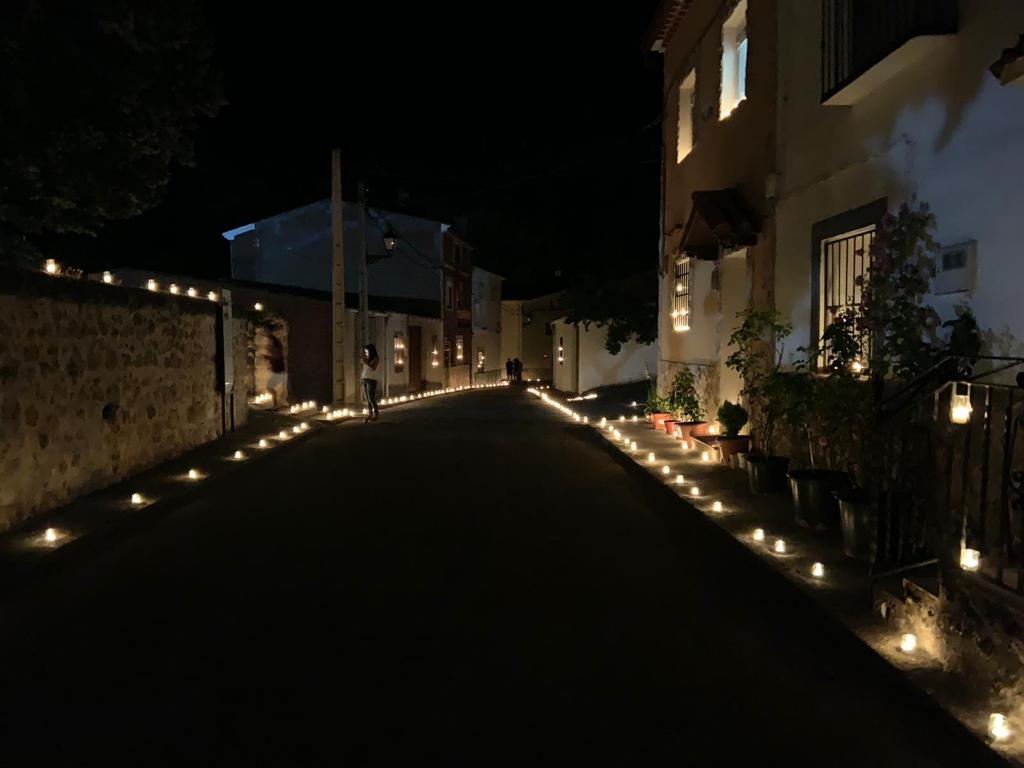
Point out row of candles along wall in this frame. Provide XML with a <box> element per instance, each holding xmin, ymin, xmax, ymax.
<box><xmin>252</xmin><ymin>382</ymin><xmax>510</xmax><ymax>418</ymax></box>
<box><xmin>528</xmin><ymin>386</ymin><xmax>1013</xmax><ymax>745</ymax></box>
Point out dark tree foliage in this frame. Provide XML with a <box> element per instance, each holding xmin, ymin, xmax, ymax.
<box><xmin>0</xmin><ymin>0</ymin><xmax>222</xmax><ymax>261</ymax></box>
<box><xmin>563</xmin><ymin>268</ymin><xmax>658</xmax><ymax>355</ymax></box>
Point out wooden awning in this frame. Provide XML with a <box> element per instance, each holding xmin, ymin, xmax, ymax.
<box><xmin>679</xmin><ymin>189</ymin><xmax>760</xmax><ymax>261</ymax></box>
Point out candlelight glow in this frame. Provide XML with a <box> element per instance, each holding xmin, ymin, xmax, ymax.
<box><xmin>631</xmin><ymin>415</ymin><xmax>638</xmax><ymax>423</ymax></box>
<box><xmin>811</xmin><ymin>562</ymin><xmax>825</xmax><ymax>578</ymax></box>
<box><xmin>207</xmin><ymin>291</ymin><xmax>219</xmax><ymax>302</ymax></box>
<box><xmin>630</xmin><ymin>441</ymin><xmax>638</xmax><ymax>452</ymax></box>
<box><xmin>130</xmin><ymin>492</ymin><xmax>144</xmax><ymax>506</ymax></box>
<box><xmin>681</xmin><ymin>440</ymin><xmax>690</xmax><ymax>450</ymax></box>
<box><xmin>170</xmin><ymin>283</ymin><xmax>181</xmax><ymax>295</ymax></box>
<box><xmin>690</xmin><ymin>486</ymin><xmax>700</xmax><ymax>497</ymax></box>
<box><xmin>187</xmin><ymin>287</ymin><xmax>198</xmax><ymax>297</ymax></box>
<box><xmin>851</xmin><ymin>360</ymin><xmax>864</xmax><ymax>374</ymax></box>
<box><xmin>146</xmin><ymin>278</ymin><xmax>158</xmax><ymax>291</ymax></box>
<box><xmin>708</xmin><ymin>425</ymin><xmax>719</xmax><ymax>435</ymax></box>
<box><xmin>773</xmin><ymin>539</ymin><xmax>787</xmax><ymax>554</ymax></box>
<box><xmin>711</xmin><ymin>501</ymin><xmax>723</xmax><ymax>513</ymax></box>
<box><xmin>989</xmin><ymin>713</ymin><xmax>1011</xmax><ymax>741</ymax></box>
<box><xmin>278</xmin><ymin>430</ymin><xmax>288</xmax><ymax>439</ymax></box>
<box><xmin>950</xmin><ymin>385</ymin><xmax>972</xmax><ymax>425</ymax></box>
<box><xmin>187</xmin><ymin>468</ymin><xmax>200</xmax><ymax>480</ymax></box>
<box><xmin>960</xmin><ymin>547</ymin><xmax>981</xmax><ymax>571</ymax></box>
<box><xmin>254</xmin><ymin>302</ymin><xmax>264</xmax><ymax>311</ymax></box>
<box><xmin>675</xmin><ymin>474</ymin><xmax>685</xmax><ymax>486</ymax></box>
<box><xmin>647</xmin><ymin>452</ymin><xmax>656</xmax><ymax>463</ymax></box>
<box><xmin>233</xmin><ymin>450</ymin><xmax>245</xmax><ymax>460</ymax></box>
<box><xmin>292</xmin><ymin>425</ymin><xmax>301</xmax><ymax>434</ymax></box>
<box><xmin>258</xmin><ymin>439</ymin><xmax>269</xmax><ymax>449</ymax></box>
<box><xmin>102</xmin><ymin>271</ymin><xmax>113</xmax><ymax>284</ymax></box>
<box><xmin>753</xmin><ymin>528</ymin><xmax>765</xmax><ymax>542</ymax></box>
<box><xmin>45</xmin><ymin>258</ymin><xmax>58</xmax><ymax>274</ymax></box>
<box><xmin>44</xmin><ymin>527</ymin><xmax>58</xmax><ymax>543</ymax></box>
<box><xmin>900</xmin><ymin>633</ymin><xmax>918</xmax><ymax>653</ymax></box>
<box><xmin>701</xmin><ymin>451</ymin><xmax>711</xmax><ymax>462</ymax></box>
<box><xmin>662</xmin><ymin>465</ymin><xmax>671</xmax><ymax>476</ymax></box>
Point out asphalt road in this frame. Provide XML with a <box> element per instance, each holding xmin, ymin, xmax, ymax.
<box><xmin>0</xmin><ymin>388</ymin><xmax>1004</xmax><ymax>766</ymax></box>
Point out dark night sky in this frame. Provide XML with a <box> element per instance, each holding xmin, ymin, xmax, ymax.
<box><xmin>61</xmin><ymin>2</ymin><xmax>664</xmax><ymax>295</ymax></box>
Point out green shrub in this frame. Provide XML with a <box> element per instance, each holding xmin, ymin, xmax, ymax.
<box><xmin>717</xmin><ymin>401</ymin><xmax>749</xmax><ymax>437</ymax></box>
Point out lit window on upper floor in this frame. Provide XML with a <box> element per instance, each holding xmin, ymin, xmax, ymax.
<box><xmin>720</xmin><ymin>0</ymin><xmax>748</xmax><ymax>120</ymax></box>
<box><xmin>677</xmin><ymin>70</ymin><xmax>696</xmax><ymax>163</ymax></box>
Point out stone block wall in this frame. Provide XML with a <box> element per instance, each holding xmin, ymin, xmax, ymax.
<box><xmin>0</xmin><ymin>266</ymin><xmax>247</xmax><ymax>531</ymax></box>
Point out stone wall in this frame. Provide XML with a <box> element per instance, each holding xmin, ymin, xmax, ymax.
<box><xmin>0</xmin><ymin>266</ymin><xmax>249</xmax><ymax>531</ymax></box>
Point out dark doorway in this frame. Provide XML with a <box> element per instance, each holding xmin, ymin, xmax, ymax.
<box><xmin>408</xmin><ymin>325</ymin><xmax>423</xmax><ymax>392</ymax></box>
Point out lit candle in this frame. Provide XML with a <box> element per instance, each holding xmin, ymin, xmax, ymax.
<box><xmin>146</xmin><ymin>278</ymin><xmax>158</xmax><ymax>291</ymax></box>
<box><xmin>630</xmin><ymin>441</ymin><xmax>638</xmax><ymax>452</ymax></box>
<box><xmin>647</xmin><ymin>452</ymin><xmax>656</xmax><ymax>463</ymax></box>
<box><xmin>254</xmin><ymin>302</ymin><xmax>264</xmax><ymax>311</ymax></box>
<box><xmin>675</xmin><ymin>474</ymin><xmax>685</xmax><ymax>486</ymax></box>
<box><xmin>292</xmin><ymin>425</ymin><xmax>301</xmax><ymax>434</ymax></box>
<box><xmin>169</xmin><ymin>284</ymin><xmax>180</xmax><ymax>295</ymax></box>
<box><xmin>44</xmin><ymin>527</ymin><xmax>58</xmax><ymax>543</ymax></box>
<box><xmin>619</xmin><ymin>416</ymin><xmax>625</xmax><ymax>422</ymax></box>
<box><xmin>899</xmin><ymin>633</ymin><xmax>917</xmax><ymax>653</ymax></box>
<box><xmin>701</xmin><ymin>451</ymin><xmax>711</xmax><ymax>462</ymax></box>
<box><xmin>187</xmin><ymin>468</ymin><xmax>200</xmax><ymax>480</ymax></box>
<box><xmin>233</xmin><ymin>450</ymin><xmax>245</xmax><ymax>460</ymax></box>
<box><xmin>811</xmin><ymin>562</ymin><xmax>825</xmax><ymax>578</ymax></box>
<box><xmin>300</xmin><ymin>422</ymin><xmax>309</xmax><ymax>430</ymax></box>
<box><xmin>960</xmin><ymin>548</ymin><xmax>980</xmax><ymax>572</ymax></box>
<box><xmin>708</xmin><ymin>425</ymin><xmax>719</xmax><ymax>435</ymax></box>
<box><xmin>712</xmin><ymin>501</ymin><xmax>723</xmax><ymax>513</ymax></box>
<box><xmin>950</xmin><ymin>389</ymin><xmax>972</xmax><ymax>425</ymax></box>
<box><xmin>774</xmin><ymin>539</ymin><xmax>787</xmax><ymax>554</ymax></box>
<box><xmin>187</xmin><ymin>287</ymin><xmax>198</xmax><ymax>297</ymax></box>
<box><xmin>278</xmin><ymin>430</ymin><xmax>288</xmax><ymax>439</ymax></box>
<box><xmin>207</xmin><ymin>291</ymin><xmax>219</xmax><ymax>302</ymax></box>
<box><xmin>600</xmin><ymin>418</ymin><xmax>607</xmax><ymax>426</ymax></box>
<box><xmin>258</xmin><ymin>439</ymin><xmax>269</xmax><ymax>449</ymax></box>
<box><xmin>989</xmin><ymin>713</ymin><xmax>1011</xmax><ymax>741</ymax></box>
<box><xmin>690</xmin><ymin>486</ymin><xmax>700</xmax><ymax>497</ymax></box>
<box><xmin>753</xmin><ymin>528</ymin><xmax>765</xmax><ymax>542</ymax></box>
<box><xmin>662</xmin><ymin>465</ymin><xmax>671</xmax><ymax>476</ymax></box>
<box><xmin>45</xmin><ymin>258</ymin><xmax>58</xmax><ymax>274</ymax></box>
<box><xmin>130</xmin><ymin>492</ymin><xmax>144</xmax><ymax>506</ymax></box>
<box><xmin>681</xmin><ymin>440</ymin><xmax>690</xmax><ymax>450</ymax></box>
<box><xmin>102</xmin><ymin>271</ymin><xmax>113</xmax><ymax>284</ymax></box>
<box><xmin>631</xmin><ymin>415</ymin><xmax>638</xmax><ymax>423</ymax></box>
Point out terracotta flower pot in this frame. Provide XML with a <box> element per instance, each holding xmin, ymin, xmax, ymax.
<box><xmin>716</xmin><ymin>435</ymin><xmax>750</xmax><ymax>463</ymax></box>
<box><xmin>651</xmin><ymin>413</ymin><xmax>672</xmax><ymax>431</ymax></box>
<box><xmin>674</xmin><ymin>421</ymin><xmax>707</xmax><ymax>440</ymax></box>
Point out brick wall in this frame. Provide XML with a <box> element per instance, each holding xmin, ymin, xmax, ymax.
<box><xmin>0</xmin><ymin>266</ymin><xmax>249</xmax><ymax>531</ymax></box>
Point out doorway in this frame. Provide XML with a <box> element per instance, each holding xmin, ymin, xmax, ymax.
<box><xmin>408</xmin><ymin>325</ymin><xmax>423</xmax><ymax>391</ymax></box>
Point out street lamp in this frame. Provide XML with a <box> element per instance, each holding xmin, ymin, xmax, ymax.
<box><xmin>382</xmin><ymin>228</ymin><xmax>398</xmax><ymax>254</ymax></box>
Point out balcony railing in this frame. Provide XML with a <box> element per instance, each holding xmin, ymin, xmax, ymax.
<box><xmin>821</xmin><ymin>0</ymin><xmax>957</xmax><ymax>104</ymax></box>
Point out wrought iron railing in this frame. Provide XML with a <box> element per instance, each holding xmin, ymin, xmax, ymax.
<box><xmin>821</xmin><ymin>0</ymin><xmax>958</xmax><ymax>102</ymax></box>
<box><xmin>873</xmin><ymin>357</ymin><xmax>1024</xmax><ymax>596</ymax></box>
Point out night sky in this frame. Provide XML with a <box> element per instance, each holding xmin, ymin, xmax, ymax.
<box><xmin>57</xmin><ymin>2</ymin><xmax>663</xmax><ymax>296</ymax></box>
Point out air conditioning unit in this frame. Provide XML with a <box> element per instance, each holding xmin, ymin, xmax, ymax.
<box><xmin>933</xmin><ymin>241</ymin><xmax>976</xmax><ymax>295</ymax></box>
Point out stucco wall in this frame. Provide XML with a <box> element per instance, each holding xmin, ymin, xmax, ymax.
<box><xmin>0</xmin><ymin>267</ymin><xmax>247</xmax><ymax>531</ymax></box>
<box><xmin>553</xmin><ymin>318</ymin><xmax>658</xmax><ymax>395</ymax></box>
<box><xmin>775</xmin><ymin>0</ymin><xmax>1024</xmax><ymax>357</ymax></box>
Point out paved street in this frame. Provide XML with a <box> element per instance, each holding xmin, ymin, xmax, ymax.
<box><xmin>0</xmin><ymin>389</ymin><xmax>1003</xmax><ymax>766</ymax></box>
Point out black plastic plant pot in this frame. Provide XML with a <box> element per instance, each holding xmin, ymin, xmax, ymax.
<box><xmin>746</xmin><ymin>455</ymin><xmax>790</xmax><ymax>495</ymax></box>
<box><xmin>788</xmin><ymin>469</ymin><xmax>851</xmax><ymax>531</ymax></box>
<box><xmin>836</xmin><ymin>491</ymin><xmax>875</xmax><ymax>562</ymax></box>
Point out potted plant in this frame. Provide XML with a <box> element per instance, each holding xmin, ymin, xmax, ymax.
<box><xmin>644</xmin><ymin>377</ymin><xmax>672</xmax><ymax>431</ymax></box>
<box><xmin>725</xmin><ymin>308</ymin><xmax>794</xmax><ymax>493</ymax></box>
<box><xmin>787</xmin><ymin>313</ymin><xmax>863</xmax><ymax>531</ymax></box>
<box><xmin>715</xmin><ymin>401</ymin><xmax>749</xmax><ymax>463</ymax></box>
<box><xmin>666</xmin><ymin>367</ymin><xmax>706</xmax><ymax>439</ymax></box>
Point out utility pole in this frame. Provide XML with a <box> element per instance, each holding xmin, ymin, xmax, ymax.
<box><xmin>331</xmin><ymin>148</ymin><xmax>346</xmax><ymax>404</ymax></box>
<box><xmin>358</xmin><ymin>181</ymin><xmax>369</xmax><ymax>348</ymax></box>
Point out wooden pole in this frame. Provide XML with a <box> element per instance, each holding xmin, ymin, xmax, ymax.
<box><xmin>331</xmin><ymin>148</ymin><xmax>346</xmax><ymax>404</ymax></box>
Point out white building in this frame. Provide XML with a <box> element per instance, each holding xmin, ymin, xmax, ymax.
<box><xmin>471</xmin><ymin>267</ymin><xmax>504</xmax><ymax>383</ymax></box>
<box><xmin>550</xmin><ymin>317</ymin><xmax>657</xmax><ymax>395</ymax></box>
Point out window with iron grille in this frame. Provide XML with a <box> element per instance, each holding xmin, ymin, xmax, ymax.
<box><xmin>819</xmin><ymin>226</ymin><xmax>873</xmax><ymax>366</ymax></box>
<box><xmin>476</xmin><ymin>348</ymin><xmax>485</xmax><ymax>372</ymax></box>
<box><xmin>671</xmin><ymin>257</ymin><xmax>691</xmax><ymax>332</ymax></box>
<box><xmin>393</xmin><ymin>332</ymin><xmax>405</xmax><ymax>372</ymax></box>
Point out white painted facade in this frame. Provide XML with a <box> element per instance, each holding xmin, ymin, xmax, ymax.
<box><xmin>776</xmin><ymin>0</ymin><xmax>1024</xmax><ymax>360</ymax></box>
<box><xmin>551</xmin><ymin>318</ymin><xmax>658</xmax><ymax>395</ymax></box>
<box><xmin>471</xmin><ymin>267</ymin><xmax>504</xmax><ymax>382</ymax></box>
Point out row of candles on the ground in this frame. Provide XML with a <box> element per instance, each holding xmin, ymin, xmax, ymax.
<box><xmin>530</xmin><ymin>387</ymin><xmax>1013</xmax><ymax>744</ymax></box>
<box><xmin>251</xmin><ymin>382</ymin><xmax>511</xmax><ymax>418</ymax></box>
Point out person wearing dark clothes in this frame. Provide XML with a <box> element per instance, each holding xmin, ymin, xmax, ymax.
<box><xmin>513</xmin><ymin>357</ymin><xmax>523</xmax><ymax>383</ymax></box>
<box><xmin>263</xmin><ymin>333</ymin><xmax>288</xmax><ymax>409</ymax></box>
<box><xmin>361</xmin><ymin>344</ymin><xmax>381</xmax><ymax>422</ymax></box>
<box><xmin>505</xmin><ymin>358</ymin><xmax>514</xmax><ymax>382</ymax></box>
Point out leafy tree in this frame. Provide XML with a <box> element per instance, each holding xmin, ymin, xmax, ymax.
<box><xmin>667</xmin><ymin>367</ymin><xmax>703</xmax><ymax>421</ymax></box>
<box><xmin>0</xmin><ymin>0</ymin><xmax>222</xmax><ymax>261</ymax></box>
<box><xmin>563</xmin><ymin>268</ymin><xmax>657</xmax><ymax>355</ymax></box>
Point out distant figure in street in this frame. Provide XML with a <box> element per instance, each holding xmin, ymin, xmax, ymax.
<box><xmin>361</xmin><ymin>344</ymin><xmax>381</xmax><ymax>422</ymax></box>
<box><xmin>262</xmin><ymin>332</ymin><xmax>287</xmax><ymax>410</ymax></box>
<box><xmin>505</xmin><ymin>358</ymin><xmax>514</xmax><ymax>382</ymax></box>
<box><xmin>513</xmin><ymin>357</ymin><xmax>523</xmax><ymax>383</ymax></box>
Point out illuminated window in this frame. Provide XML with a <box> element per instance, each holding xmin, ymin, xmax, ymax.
<box><xmin>393</xmin><ymin>332</ymin><xmax>405</xmax><ymax>372</ymax></box>
<box><xmin>455</xmin><ymin>335</ymin><xmax>465</xmax><ymax>363</ymax></box>
<box><xmin>671</xmin><ymin>257</ymin><xmax>691</xmax><ymax>332</ymax></box>
<box><xmin>677</xmin><ymin>70</ymin><xmax>696</xmax><ymax>163</ymax></box>
<box><xmin>431</xmin><ymin>335</ymin><xmax>440</xmax><ymax>367</ymax></box>
<box><xmin>819</xmin><ymin>226</ymin><xmax>873</xmax><ymax>366</ymax></box>
<box><xmin>720</xmin><ymin>0</ymin><xmax>748</xmax><ymax>119</ymax></box>
<box><xmin>476</xmin><ymin>348</ymin><xmax>485</xmax><ymax>372</ymax></box>
<box><xmin>558</xmin><ymin>337</ymin><xmax>565</xmax><ymax>365</ymax></box>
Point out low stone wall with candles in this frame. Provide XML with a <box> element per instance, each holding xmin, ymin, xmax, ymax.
<box><xmin>0</xmin><ymin>265</ymin><xmax>250</xmax><ymax>532</ymax></box>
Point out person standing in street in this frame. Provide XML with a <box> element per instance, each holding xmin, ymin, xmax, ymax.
<box><xmin>361</xmin><ymin>344</ymin><xmax>381</xmax><ymax>422</ymax></box>
<box><xmin>505</xmin><ymin>358</ymin><xmax>514</xmax><ymax>382</ymax></box>
<box><xmin>513</xmin><ymin>357</ymin><xmax>523</xmax><ymax>383</ymax></box>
